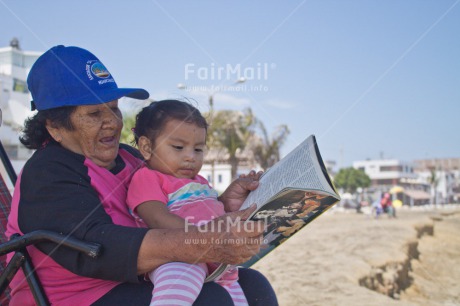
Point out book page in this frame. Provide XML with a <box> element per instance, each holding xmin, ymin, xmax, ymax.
<box><xmin>241</xmin><ymin>189</ymin><xmax>339</xmax><ymax>268</ymax></box>
<box><xmin>241</xmin><ymin>135</ymin><xmax>336</xmax><ymax>210</ymax></box>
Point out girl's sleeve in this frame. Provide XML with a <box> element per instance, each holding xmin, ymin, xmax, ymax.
<box><xmin>127</xmin><ymin>168</ymin><xmax>168</xmax><ymax>212</ymax></box>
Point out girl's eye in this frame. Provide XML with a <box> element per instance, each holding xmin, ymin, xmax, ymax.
<box><xmin>195</xmin><ymin>148</ymin><xmax>204</xmax><ymax>153</ymax></box>
<box><xmin>172</xmin><ymin>145</ymin><xmax>183</xmax><ymax>150</ymax></box>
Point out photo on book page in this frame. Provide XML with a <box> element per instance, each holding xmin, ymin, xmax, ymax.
<box><xmin>241</xmin><ymin>189</ymin><xmax>338</xmax><ymax>268</ymax></box>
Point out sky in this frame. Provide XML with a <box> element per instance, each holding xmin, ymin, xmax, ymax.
<box><xmin>1</xmin><ymin>0</ymin><xmax>459</xmax><ymax>169</ymax></box>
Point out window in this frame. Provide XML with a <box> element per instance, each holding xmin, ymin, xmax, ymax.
<box><xmin>13</xmin><ymin>78</ymin><xmax>29</xmax><ymax>93</ymax></box>
<box><xmin>218</xmin><ymin>174</ymin><xmax>222</xmax><ymax>183</ymax></box>
<box><xmin>375</xmin><ymin>179</ymin><xmax>395</xmax><ymax>185</ymax></box>
<box><xmin>380</xmin><ymin>165</ymin><xmax>402</xmax><ymax>172</ymax></box>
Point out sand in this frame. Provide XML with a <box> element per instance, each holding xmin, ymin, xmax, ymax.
<box><xmin>253</xmin><ymin>205</ymin><xmax>460</xmax><ymax>306</ymax></box>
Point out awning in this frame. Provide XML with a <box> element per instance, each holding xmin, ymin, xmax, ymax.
<box><xmin>390</xmin><ymin>186</ymin><xmax>405</xmax><ymax>194</ymax></box>
<box><xmin>403</xmin><ymin>189</ymin><xmax>430</xmax><ymax>200</ymax></box>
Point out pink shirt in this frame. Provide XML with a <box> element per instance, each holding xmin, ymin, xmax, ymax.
<box><xmin>6</xmin><ymin>148</ymin><xmax>144</xmax><ymax>306</ymax></box>
<box><xmin>127</xmin><ymin>167</ymin><xmax>226</xmax><ymax>227</ymax></box>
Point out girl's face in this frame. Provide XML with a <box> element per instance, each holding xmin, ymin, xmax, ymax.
<box><xmin>139</xmin><ymin>119</ymin><xmax>206</xmax><ymax>179</ymax></box>
<box><xmin>47</xmin><ymin>100</ymin><xmax>123</xmax><ymax>169</ymax></box>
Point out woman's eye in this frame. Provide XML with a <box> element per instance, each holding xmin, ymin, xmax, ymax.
<box><xmin>89</xmin><ymin>111</ymin><xmax>101</xmax><ymax>117</ymax></box>
<box><xmin>111</xmin><ymin>107</ymin><xmax>121</xmax><ymax>114</ymax></box>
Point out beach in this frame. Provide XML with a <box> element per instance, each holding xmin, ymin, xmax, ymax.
<box><xmin>253</xmin><ymin>205</ymin><xmax>460</xmax><ymax>306</ymax></box>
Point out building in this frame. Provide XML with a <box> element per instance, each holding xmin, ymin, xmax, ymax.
<box><xmin>0</xmin><ymin>39</ymin><xmax>41</xmax><ymax>188</ymax></box>
<box><xmin>199</xmin><ymin>147</ymin><xmax>260</xmax><ymax>193</ymax></box>
<box><xmin>353</xmin><ymin>159</ymin><xmax>430</xmax><ymax>205</ymax></box>
<box><xmin>414</xmin><ymin>158</ymin><xmax>460</xmax><ymax>204</ymax></box>
<box><xmin>353</xmin><ymin>159</ymin><xmax>418</xmax><ymax>187</ymax></box>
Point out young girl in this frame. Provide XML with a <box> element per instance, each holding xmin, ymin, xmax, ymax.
<box><xmin>127</xmin><ymin>100</ymin><xmax>248</xmax><ymax>306</ymax></box>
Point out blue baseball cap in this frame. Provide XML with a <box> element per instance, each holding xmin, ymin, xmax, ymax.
<box><xmin>27</xmin><ymin>45</ymin><xmax>149</xmax><ymax>111</ymax></box>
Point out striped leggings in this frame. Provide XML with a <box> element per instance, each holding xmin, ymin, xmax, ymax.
<box><xmin>149</xmin><ymin>262</ymin><xmax>248</xmax><ymax>306</ymax></box>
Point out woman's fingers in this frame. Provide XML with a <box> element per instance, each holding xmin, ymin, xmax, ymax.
<box><xmin>224</xmin><ymin>203</ymin><xmax>257</xmax><ymax>221</ymax></box>
<box><xmin>200</xmin><ymin>207</ymin><xmax>266</xmax><ymax>264</ymax></box>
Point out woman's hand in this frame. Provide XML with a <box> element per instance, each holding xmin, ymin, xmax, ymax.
<box><xmin>199</xmin><ymin>204</ymin><xmax>265</xmax><ymax>264</ymax></box>
<box><xmin>219</xmin><ymin>170</ymin><xmax>263</xmax><ymax>212</ymax></box>
<box><xmin>137</xmin><ymin>204</ymin><xmax>265</xmax><ymax>273</ymax></box>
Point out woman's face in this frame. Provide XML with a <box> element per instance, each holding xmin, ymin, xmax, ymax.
<box><xmin>53</xmin><ymin>100</ymin><xmax>123</xmax><ymax>169</ymax></box>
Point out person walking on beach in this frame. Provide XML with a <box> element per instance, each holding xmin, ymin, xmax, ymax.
<box><xmin>381</xmin><ymin>193</ymin><xmax>396</xmax><ymax>218</ymax></box>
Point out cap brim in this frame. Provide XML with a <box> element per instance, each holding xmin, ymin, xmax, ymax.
<box><xmin>33</xmin><ymin>87</ymin><xmax>150</xmax><ymax>110</ymax></box>
<box><xmin>118</xmin><ymin>88</ymin><xmax>150</xmax><ymax>100</ymax></box>
<box><xmin>87</xmin><ymin>87</ymin><xmax>150</xmax><ymax>105</ymax></box>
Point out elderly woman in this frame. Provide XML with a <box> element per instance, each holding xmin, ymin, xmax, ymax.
<box><xmin>6</xmin><ymin>46</ymin><xmax>277</xmax><ymax>305</ymax></box>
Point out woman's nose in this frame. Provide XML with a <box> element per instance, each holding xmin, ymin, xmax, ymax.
<box><xmin>102</xmin><ymin>110</ymin><xmax>122</xmax><ymax>128</ymax></box>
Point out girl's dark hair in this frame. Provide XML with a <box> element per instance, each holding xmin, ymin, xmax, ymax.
<box><xmin>133</xmin><ymin>99</ymin><xmax>208</xmax><ymax>146</ymax></box>
<box><xmin>20</xmin><ymin>106</ymin><xmax>76</xmax><ymax>149</ymax></box>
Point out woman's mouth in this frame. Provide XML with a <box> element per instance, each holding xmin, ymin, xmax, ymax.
<box><xmin>100</xmin><ymin>136</ymin><xmax>117</xmax><ymax>146</ymax></box>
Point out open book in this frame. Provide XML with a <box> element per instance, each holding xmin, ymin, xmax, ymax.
<box><xmin>205</xmin><ymin>135</ymin><xmax>341</xmax><ymax>282</ymax></box>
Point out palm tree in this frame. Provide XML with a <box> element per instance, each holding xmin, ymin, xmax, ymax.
<box><xmin>251</xmin><ymin>121</ymin><xmax>290</xmax><ymax>170</ymax></box>
<box><xmin>207</xmin><ymin>108</ymin><xmax>256</xmax><ymax>179</ymax></box>
<box><xmin>428</xmin><ymin>168</ymin><xmax>439</xmax><ymax>205</ymax></box>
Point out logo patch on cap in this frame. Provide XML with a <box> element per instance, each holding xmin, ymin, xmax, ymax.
<box><xmin>91</xmin><ymin>62</ymin><xmax>110</xmax><ymax>78</ymax></box>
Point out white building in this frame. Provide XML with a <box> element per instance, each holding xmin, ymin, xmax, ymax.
<box><xmin>199</xmin><ymin>146</ymin><xmax>261</xmax><ymax>193</ymax></box>
<box><xmin>0</xmin><ymin>39</ymin><xmax>41</xmax><ymax>188</ymax></box>
<box><xmin>414</xmin><ymin>158</ymin><xmax>460</xmax><ymax>204</ymax></box>
<box><xmin>353</xmin><ymin>159</ymin><xmax>430</xmax><ymax>205</ymax></box>
<box><xmin>353</xmin><ymin>159</ymin><xmax>418</xmax><ymax>187</ymax></box>
<box><xmin>199</xmin><ymin>163</ymin><xmax>233</xmax><ymax>194</ymax></box>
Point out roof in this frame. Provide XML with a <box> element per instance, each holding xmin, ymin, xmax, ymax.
<box><xmin>403</xmin><ymin>189</ymin><xmax>430</xmax><ymax>200</ymax></box>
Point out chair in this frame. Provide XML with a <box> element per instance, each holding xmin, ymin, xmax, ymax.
<box><xmin>0</xmin><ymin>134</ymin><xmax>102</xmax><ymax>305</ymax></box>
<box><xmin>0</xmin><ymin>172</ymin><xmax>12</xmax><ymax>304</ymax></box>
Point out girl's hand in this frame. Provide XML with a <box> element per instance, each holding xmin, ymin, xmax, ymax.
<box><xmin>219</xmin><ymin>170</ymin><xmax>263</xmax><ymax>212</ymax></box>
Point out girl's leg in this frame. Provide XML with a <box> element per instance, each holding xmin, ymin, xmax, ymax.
<box><xmin>221</xmin><ymin>282</ymin><xmax>249</xmax><ymax>306</ymax></box>
<box><xmin>217</xmin><ymin>267</ymin><xmax>248</xmax><ymax>306</ymax></box>
<box><xmin>150</xmin><ymin>262</ymin><xmax>206</xmax><ymax>306</ymax></box>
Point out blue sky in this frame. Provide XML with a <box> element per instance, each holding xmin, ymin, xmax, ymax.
<box><xmin>1</xmin><ymin>0</ymin><xmax>459</xmax><ymax>168</ymax></box>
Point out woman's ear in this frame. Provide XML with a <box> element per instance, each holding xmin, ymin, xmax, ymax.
<box><xmin>45</xmin><ymin>120</ymin><xmax>63</xmax><ymax>143</ymax></box>
<box><xmin>138</xmin><ymin>136</ymin><xmax>153</xmax><ymax>160</ymax></box>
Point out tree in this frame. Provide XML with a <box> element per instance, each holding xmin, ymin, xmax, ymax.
<box><xmin>251</xmin><ymin>121</ymin><xmax>290</xmax><ymax>170</ymax></box>
<box><xmin>428</xmin><ymin>168</ymin><xmax>439</xmax><ymax>205</ymax></box>
<box><xmin>333</xmin><ymin>167</ymin><xmax>371</xmax><ymax>194</ymax></box>
<box><xmin>120</xmin><ymin>113</ymin><xmax>136</xmax><ymax>146</ymax></box>
<box><xmin>207</xmin><ymin>108</ymin><xmax>256</xmax><ymax>179</ymax></box>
